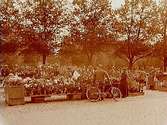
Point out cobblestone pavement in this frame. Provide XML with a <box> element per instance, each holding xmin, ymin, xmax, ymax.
<box><xmin>0</xmin><ymin>90</ymin><xmax>167</xmax><ymax>125</ymax></box>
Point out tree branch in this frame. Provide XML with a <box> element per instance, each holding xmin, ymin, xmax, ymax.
<box><xmin>133</xmin><ymin>52</ymin><xmax>152</xmax><ymax>64</ymax></box>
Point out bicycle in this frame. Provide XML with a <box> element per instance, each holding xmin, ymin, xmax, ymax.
<box><xmin>86</xmin><ymin>79</ymin><xmax>122</xmax><ymax>102</ymax></box>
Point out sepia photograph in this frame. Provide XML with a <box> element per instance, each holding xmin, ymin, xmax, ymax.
<box><xmin>0</xmin><ymin>0</ymin><xmax>167</xmax><ymax>125</ymax></box>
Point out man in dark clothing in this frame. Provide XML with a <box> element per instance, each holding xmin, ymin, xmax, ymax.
<box><xmin>120</xmin><ymin>70</ymin><xmax>128</xmax><ymax>98</ymax></box>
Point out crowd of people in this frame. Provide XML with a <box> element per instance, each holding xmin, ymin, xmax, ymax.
<box><xmin>0</xmin><ymin>64</ymin><xmax>166</xmax><ymax>98</ymax></box>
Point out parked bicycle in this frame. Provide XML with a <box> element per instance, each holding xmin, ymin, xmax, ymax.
<box><xmin>86</xmin><ymin>78</ymin><xmax>122</xmax><ymax>102</ymax></box>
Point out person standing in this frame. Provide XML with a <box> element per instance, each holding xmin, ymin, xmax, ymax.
<box><xmin>93</xmin><ymin>65</ymin><xmax>110</xmax><ymax>100</ymax></box>
<box><xmin>120</xmin><ymin>70</ymin><xmax>128</xmax><ymax>98</ymax></box>
<box><xmin>148</xmin><ymin>72</ymin><xmax>155</xmax><ymax>90</ymax></box>
<box><xmin>93</xmin><ymin>65</ymin><xmax>110</xmax><ymax>85</ymax></box>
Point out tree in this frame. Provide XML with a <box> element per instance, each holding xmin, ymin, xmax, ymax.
<box><xmin>18</xmin><ymin>27</ymin><xmax>53</xmax><ymax>64</ymax></box>
<box><xmin>115</xmin><ymin>40</ymin><xmax>152</xmax><ymax>69</ymax></box>
<box><xmin>19</xmin><ymin>0</ymin><xmax>63</xmax><ymax>64</ymax></box>
<box><xmin>153</xmin><ymin>1</ymin><xmax>167</xmax><ymax>71</ymax></box>
<box><xmin>112</xmin><ymin>0</ymin><xmax>158</xmax><ymax>69</ymax></box>
<box><xmin>62</xmin><ymin>0</ymin><xmax>112</xmax><ymax>64</ymax></box>
<box><xmin>0</xmin><ymin>1</ymin><xmax>23</xmax><ymax>54</ymax></box>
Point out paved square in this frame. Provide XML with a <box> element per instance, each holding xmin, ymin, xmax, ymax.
<box><xmin>0</xmin><ymin>91</ymin><xmax>167</xmax><ymax>125</ymax></box>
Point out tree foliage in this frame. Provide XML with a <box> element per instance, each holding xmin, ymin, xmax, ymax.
<box><xmin>0</xmin><ymin>0</ymin><xmax>65</xmax><ymax>64</ymax></box>
<box><xmin>153</xmin><ymin>1</ymin><xmax>167</xmax><ymax>71</ymax></box>
<box><xmin>112</xmin><ymin>0</ymin><xmax>158</xmax><ymax>69</ymax></box>
<box><xmin>1</xmin><ymin>0</ymin><xmax>167</xmax><ymax>69</ymax></box>
<box><xmin>0</xmin><ymin>2</ymin><xmax>22</xmax><ymax>54</ymax></box>
<box><xmin>61</xmin><ymin>0</ymin><xmax>112</xmax><ymax>64</ymax></box>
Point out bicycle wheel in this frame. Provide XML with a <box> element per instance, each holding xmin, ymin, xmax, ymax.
<box><xmin>86</xmin><ymin>87</ymin><xmax>100</xmax><ymax>102</ymax></box>
<box><xmin>111</xmin><ymin>87</ymin><xmax>122</xmax><ymax>101</ymax></box>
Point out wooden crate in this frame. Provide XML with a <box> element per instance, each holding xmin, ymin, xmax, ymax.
<box><xmin>67</xmin><ymin>93</ymin><xmax>73</xmax><ymax>100</ymax></box>
<box><xmin>72</xmin><ymin>93</ymin><xmax>82</xmax><ymax>100</ymax></box>
<box><xmin>67</xmin><ymin>93</ymin><xmax>82</xmax><ymax>100</ymax></box>
<box><xmin>128</xmin><ymin>92</ymin><xmax>144</xmax><ymax>97</ymax></box>
<box><xmin>5</xmin><ymin>85</ymin><xmax>25</xmax><ymax>106</ymax></box>
<box><xmin>31</xmin><ymin>95</ymin><xmax>46</xmax><ymax>103</ymax></box>
<box><xmin>158</xmin><ymin>87</ymin><xmax>167</xmax><ymax>92</ymax></box>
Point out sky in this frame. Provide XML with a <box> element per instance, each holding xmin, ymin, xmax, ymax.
<box><xmin>112</xmin><ymin>0</ymin><xmax>125</xmax><ymax>9</ymax></box>
<box><xmin>0</xmin><ymin>0</ymin><xmax>162</xmax><ymax>9</ymax></box>
<box><xmin>112</xmin><ymin>0</ymin><xmax>161</xmax><ymax>9</ymax></box>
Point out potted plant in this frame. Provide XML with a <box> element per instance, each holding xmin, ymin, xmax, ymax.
<box><xmin>4</xmin><ymin>74</ymin><xmax>25</xmax><ymax>106</ymax></box>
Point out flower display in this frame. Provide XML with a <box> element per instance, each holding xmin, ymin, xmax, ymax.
<box><xmin>1</xmin><ymin>64</ymin><xmax>152</xmax><ymax>96</ymax></box>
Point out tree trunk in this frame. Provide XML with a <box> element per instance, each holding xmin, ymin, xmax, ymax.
<box><xmin>87</xmin><ymin>56</ymin><xmax>92</xmax><ymax>65</ymax></box>
<box><xmin>163</xmin><ymin>57</ymin><xmax>167</xmax><ymax>72</ymax></box>
<box><xmin>128</xmin><ymin>59</ymin><xmax>133</xmax><ymax>70</ymax></box>
<box><xmin>42</xmin><ymin>54</ymin><xmax>47</xmax><ymax>65</ymax></box>
<box><xmin>163</xmin><ymin>17</ymin><xmax>167</xmax><ymax>72</ymax></box>
<box><xmin>86</xmin><ymin>52</ymin><xmax>93</xmax><ymax>65</ymax></box>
